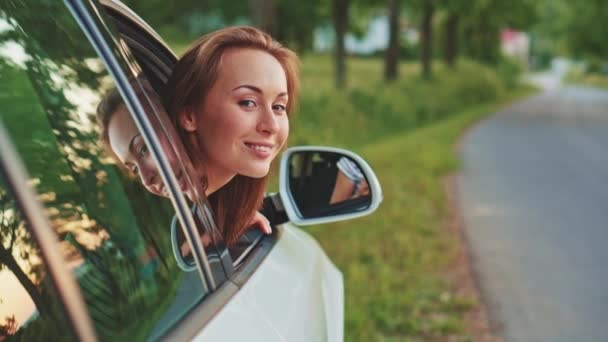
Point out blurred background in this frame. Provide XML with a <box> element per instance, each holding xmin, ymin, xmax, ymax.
<box><xmin>116</xmin><ymin>0</ymin><xmax>607</xmax><ymax>340</ymax></box>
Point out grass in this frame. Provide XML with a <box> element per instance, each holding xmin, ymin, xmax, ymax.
<box><xmin>566</xmin><ymin>70</ymin><xmax>608</xmax><ymax>90</ymax></box>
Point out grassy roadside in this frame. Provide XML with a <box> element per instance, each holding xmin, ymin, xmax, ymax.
<box><xmin>306</xmin><ymin>86</ymin><xmax>536</xmax><ymax>341</ymax></box>
<box><xmin>565</xmin><ymin>70</ymin><xmax>608</xmax><ymax>90</ymax></box>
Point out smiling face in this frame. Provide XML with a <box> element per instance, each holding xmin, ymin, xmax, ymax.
<box><xmin>182</xmin><ymin>48</ymin><xmax>289</xmax><ymax>193</ymax></box>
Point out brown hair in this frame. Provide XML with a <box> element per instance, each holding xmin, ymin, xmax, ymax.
<box><xmin>164</xmin><ymin>26</ymin><xmax>300</xmax><ymax>246</ymax></box>
<box><xmin>96</xmin><ymin>79</ymin><xmax>160</xmax><ymax>156</ymax></box>
<box><xmin>97</xmin><ymin>86</ymin><xmax>123</xmax><ymax>152</ymax></box>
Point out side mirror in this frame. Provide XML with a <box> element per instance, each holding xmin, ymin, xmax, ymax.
<box><xmin>279</xmin><ymin>146</ymin><xmax>382</xmax><ymax>225</ymax></box>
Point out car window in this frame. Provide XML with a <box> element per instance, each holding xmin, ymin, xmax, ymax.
<box><xmin>0</xmin><ymin>3</ymin><xmax>208</xmax><ymax>339</ymax></box>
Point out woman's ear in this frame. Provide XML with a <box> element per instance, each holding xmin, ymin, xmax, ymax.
<box><xmin>178</xmin><ymin>109</ymin><xmax>198</xmax><ymax>132</ymax></box>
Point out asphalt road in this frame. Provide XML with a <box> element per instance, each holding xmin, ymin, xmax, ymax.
<box><xmin>457</xmin><ymin>86</ymin><xmax>608</xmax><ymax>342</ymax></box>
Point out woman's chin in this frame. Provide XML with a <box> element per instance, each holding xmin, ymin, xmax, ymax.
<box><xmin>241</xmin><ymin>167</ymin><xmax>270</xmax><ymax>179</ymax></box>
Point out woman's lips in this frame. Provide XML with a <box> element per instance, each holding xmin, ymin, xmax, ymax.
<box><xmin>245</xmin><ymin>142</ymin><xmax>273</xmax><ymax>158</ymax></box>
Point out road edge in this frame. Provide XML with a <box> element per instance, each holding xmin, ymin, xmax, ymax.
<box><xmin>443</xmin><ymin>173</ymin><xmax>502</xmax><ymax>341</ymax></box>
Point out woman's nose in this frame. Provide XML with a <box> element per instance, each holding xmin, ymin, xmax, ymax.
<box><xmin>138</xmin><ymin>162</ymin><xmax>158</xmax><ymax>190</ymax></box>
<box><xmin>257</xmin><ymin>106</ymin><xmax>279</xmax><ymax>135</ymax></box>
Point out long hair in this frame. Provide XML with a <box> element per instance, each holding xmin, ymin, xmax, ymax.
<box><xmin>164</xmin><ymin>26</ymin><xmax>300</xmax><ymax>246</ymax></box>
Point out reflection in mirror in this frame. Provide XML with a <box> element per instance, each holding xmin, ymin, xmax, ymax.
<box><xmin>0</xmin><ymin>178</ymin><xmax>74</xmax><ymax>340</ymax></box>
<box><xmin>98</xmin><ymin>77</ymin><xmax>232</xmax><ymax>280</ymax></box>
<box><xmin>288</xmin><ymin>152</ymin><xmax>371</xmax><ymax>219</ymax></box>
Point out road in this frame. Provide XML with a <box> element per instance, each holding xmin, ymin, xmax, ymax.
<box><xmin>457</xmin><ymin>85</ymin><xmax>608</xmax><ymax>342</ymax></box>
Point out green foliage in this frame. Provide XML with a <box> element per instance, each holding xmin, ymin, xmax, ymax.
<box><xmin>496</xmin><ymin>56</ymin><xmax>524</xmax><ymax>89</ymax></box>
<box><xmin>531</xmin><ymin>0</ymin><xmax>607</xmax><ymax>64</ymax></box>
<box><xmin>290</xmin><ymin>55</ymin><xmax>507</xmax><ymax>148</ymax></box>
<box><xmin>566</xmin><ymin>69</ymin><xmax>608</xmax><ymax>90</ymax></box>
<box><xmin>565</xmin><ymin>0</ymin><xmax>608</xmax><ymax>60</ymax></box>
<box><xmin>458</xmin><ymin>0</ymin><xmax>537</xmax><ymax>65</ymax></box>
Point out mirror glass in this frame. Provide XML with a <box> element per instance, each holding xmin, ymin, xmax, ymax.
<box><xmin>287</xmin><ymin>152</ymin><xmax>371</xmax><ymax>219</ymax></box>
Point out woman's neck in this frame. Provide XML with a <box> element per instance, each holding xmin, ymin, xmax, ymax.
<box><xmin>204</xmin><ymin>169</ymin><xmax>236</xmax><ymax>195</ymax></box>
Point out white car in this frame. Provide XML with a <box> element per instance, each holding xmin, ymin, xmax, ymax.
<box><xmin>0</xmin><ymin>0</ymin><xmax>381</xmax><ymax>341</ymax></box>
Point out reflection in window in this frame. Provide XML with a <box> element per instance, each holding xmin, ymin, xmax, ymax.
<box><xmin>0</xmin><ymin>179</ymin><xmax>74</xmax><ymax>340</ymax></box>
<box><xmin>0</xmin><ymin>4</ymin><xmax>206</xmax><ymax>339</ymax></box>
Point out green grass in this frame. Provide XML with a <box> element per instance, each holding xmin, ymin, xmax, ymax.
<box><xmin>566</xmin><ymin>70</ymin><xmax>608</xmax><ymax>90</ymax></box>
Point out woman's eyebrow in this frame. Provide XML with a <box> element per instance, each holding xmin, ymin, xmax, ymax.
<box><xmin>232</xmin><ymin>84</ymin><xmax>287</xmax><ymax>97</ymax></box>
<box><xmin>232</xmin><ymin>84</ymin><xmax>261</xmax><ymax>93</ymax></box>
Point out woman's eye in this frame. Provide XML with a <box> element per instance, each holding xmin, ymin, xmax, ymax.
<box><xmin>272</xmin><ymin>104</ymin><xmax>287</xmax><ymax>113</ymax></box>
<box><xmin>138</xmin><ymin>144</ymin><xmax>148</xmax><ymax>158</ymax></box>
<box><xmin>238</xmin><ymin>99</ymin><xmax>257</xmax><ymax>108</ymax></box>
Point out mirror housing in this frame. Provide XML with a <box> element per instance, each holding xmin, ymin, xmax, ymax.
<box><xmin>279</xmin><ymin>146</ymin><xmax>382</xmax><ymax>226</ymax></box>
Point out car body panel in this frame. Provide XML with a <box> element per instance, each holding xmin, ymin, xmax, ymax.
<box><xmin>195</xmin><ymin>224</ymin><xmax>343</xmax><ymax>342</ymax></box>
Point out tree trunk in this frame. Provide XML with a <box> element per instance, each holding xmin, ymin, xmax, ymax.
<box><xmin>0</xmin><ymin>247</ymin><xmax>50</xmax><ymax>318</ymax></box>
<box><xmin>444</xmin><ymin>13</ymin><xmax>459</xmax><ymax>68</ymax></box>
<box><xmin>420</xmin><ymin>0</ymin><xmax>434</xmax><ymax>80</ymax></box>
<box><xmin>249</xmin><ymin>0</ymin><xmax>277</xmax><ymax>36</ymax></box>
<box><xmin>333</xmin><ymin>0</ymin><xmax>349</xmax><ymax>89</ymax></box>
<box><xmin>384</xmin><ymin>0</ymin><xmax>400</xmax><ymax>81</ymax></box>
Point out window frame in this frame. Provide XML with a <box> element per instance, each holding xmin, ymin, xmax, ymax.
<box><xmin>65</xmin><ymin>0</ymin><xmax>218</xmax><ymax>290</ymax></box>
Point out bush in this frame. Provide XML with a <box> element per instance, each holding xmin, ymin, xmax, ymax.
<box><xmin>496</xmin><ymin>56</ymin><xmax>524</xmax><ymax>89</ymax></box>
<box><xmin>291</xmin><ymin>56</ymin><xmax>507</xmax><ymax>148</ymax></box>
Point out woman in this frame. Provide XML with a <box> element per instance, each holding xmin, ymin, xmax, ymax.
<box><xmin>98</xmin><ymin>26</ymin><xmax>299</xmax><ymax>247</ymax></box>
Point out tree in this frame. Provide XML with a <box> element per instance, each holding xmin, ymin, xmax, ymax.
<box><xmin>439</xmin><ymin>0</ymin><xmax>467</xmax><ymax>68</ymax></box>
<box><xmin>443</xmin><ymin>13</ymin><xmax>458</xmax><ymax>67</ymax></box>
<box><xmin>419</xmin><ymin>0</ymin><xmax>434</xmax><ymax>79</ymax></box>
<box><xmin>333</xmin><ymin>0</ymin><xmax>350</xmax><ymax>88</ymax></box>
<box><xmin>384</xmin><ymin>0</ymin><xmax>401</xmax><ymax>81</ymax></box>
<box><xmin>275</xmin><ymin>0</ymin><xmax>324</xmax><ymax>53</ymax></box>
<box><xmin>249</xmin><ymin>0</ymin><xmax>278</xmax><ymax>35</ymax></box>
<box><xmin>565</xmin><ymin>0</ymin><xmax>608</xmax><ymax>60</ymax></box>
<box><xmin>0</xmin><ymin>189</ymin><xmax>51</xmax><ymax>318</ymax></box>
<box><xmin>460</xmin><ymin>0</ymin><xmax>537</xmax><ymax>65</ymax></box>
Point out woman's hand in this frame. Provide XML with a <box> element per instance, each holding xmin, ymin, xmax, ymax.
<box><xmin>249</xmin><ymin>211</ymin><xmax>272</xmax><ymax>234</ymax></box>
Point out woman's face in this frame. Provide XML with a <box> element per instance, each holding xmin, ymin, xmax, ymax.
<box><xmin>187</xmin><ymin>48</ymin><xmax>289</xmax><ymax>192</ymax></box>
<box><xmin>108</xmin><ymin>106</ymin><xmax>194</xmax><ymax>199</ymax></box>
